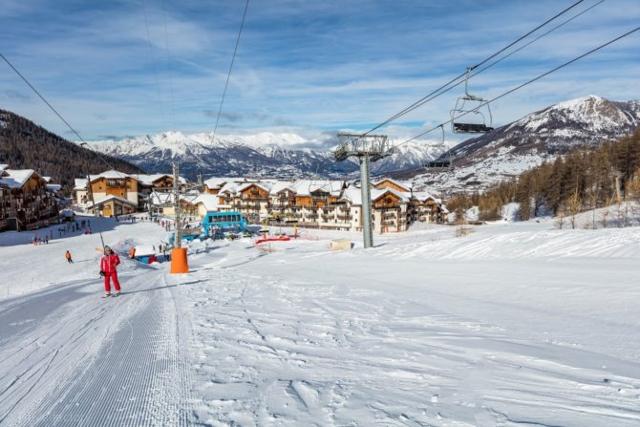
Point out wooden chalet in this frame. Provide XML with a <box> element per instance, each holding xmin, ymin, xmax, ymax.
<box><xmin>236</xmin><ymin>183</ymin><xmax>271</xmax><ymax>223</ymax></box>
<box><xmin>86</xmin><ymin>170</ymin><xmax>139</xmax><ymax>210</ymax></box>
<box><xmin>0</xmin><ymin>168</ymin><xmax>59</xmax><ymax>231</ymax></box>
<box><xmin>372</xmin><ymin>189</ymin><xmax>409</xmax><ymax>233</ymax></box>
<box><xmin>410</xmin><ymin>192</ymin><xmax>446</xmax><ymax>223</ymax></box>
<box><xmin>90</xmin><ymin>195</ymin><xmax>137</xmax><ymax>217</ymax></box>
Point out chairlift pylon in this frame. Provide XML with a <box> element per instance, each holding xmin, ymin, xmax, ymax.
<box><xmin>425</xmin><ymin>125</ymin><xmax>453</xmax><ymax>171</ymax></box>
<box><xmin>450</xmin><ymin>67</ymin><xmax>494</xmax><ymax>134</ymax></box>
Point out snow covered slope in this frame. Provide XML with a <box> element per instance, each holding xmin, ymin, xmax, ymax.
<box><xmin>1</xmin><ymin>217</ymin><xmax>640</xmax><ymax>425</ymax></box>
<box><xmin>87</xmin><ymin>132</ymin><xmax>440</xmax><ymax>180</ymax></box>
<box><xmin>411</xmin><ymin>95</ymin><xmax>640</xmax><ymax>193</ymax></box>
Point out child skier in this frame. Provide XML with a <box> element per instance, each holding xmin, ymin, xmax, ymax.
<box><xmin>100</xmin><ymin>246</ymin><xmax>121</xmax><ymax>297</ymax></box>
<box><xmin>65</xmin><ymin>250</ymin><xmax>73</xmax><ymax>263</ymax></box>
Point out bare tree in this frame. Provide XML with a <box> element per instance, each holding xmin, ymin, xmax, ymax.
<box><xmin>567</xmin><ymin>192</ymin><xmax>581</xmax><ymax>230</ymax></box>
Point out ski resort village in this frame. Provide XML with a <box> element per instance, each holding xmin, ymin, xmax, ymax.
<box><xmin>2</xmin><ymin>1</ymin><xmax>640</xmax><ymax>426</ymax></box>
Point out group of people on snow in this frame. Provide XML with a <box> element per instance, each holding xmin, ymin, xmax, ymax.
<box><xmin>32</xmin><ymin>235</ymin><xmax>49</xmax><ymax>245</ymax></box>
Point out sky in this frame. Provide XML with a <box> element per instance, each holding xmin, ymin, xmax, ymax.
<box><xmin>1</xmin><ymin>0</ymin><xmax>639</xmax><ymax>142</ymax></box>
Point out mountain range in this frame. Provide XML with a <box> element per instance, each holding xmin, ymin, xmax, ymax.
<box><xmin>87</xmin><ymin>95</ymin><xmax>640</xmax><ymax>191</ymax></box>
<box><xmin>3</xmin><ymin>94</ymin><xmax>638</xmax><ymax>194</ymax></box>
<box><xmin>86</xmin><ymin>132</ymin><xmax>443</xmax><ymax>181</ymax></box>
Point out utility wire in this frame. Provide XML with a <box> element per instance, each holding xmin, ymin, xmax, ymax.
<box><xmin>396</xmin><ymin>26</ymin><xmax>640</xmax><ymax>149</ymax></box>
<box><xmin>1</xmin><ymin>53</ymin><xmax>87</xmax><ymax>144</ymax></box>
<box><xmin>362</xmin><ymin>0</ymin><xmax>588</xmax><ymax>136</ymax></box>
<box><xmin>0</xmin><ymin>53</ymin><xmax>114</xmax><ymax>172</ymax></box>
<box><xmin>161</xmin><ymin>0</ymin><xmax>177</xmax><ymax>124</ymax></box>
<box><xmin>384</xmin><ymin>0</ymin><xmax>605</xmax><ymax>140</ymax></box>
<box><xmin>141</xmin><ymin>0</ymin><xmax>167</xmax><ymax>124</ymax></box>
<box><xmin>210</xmin><ymin>0</ymin><xmax>250</xmax><ymax>144</ymax></box>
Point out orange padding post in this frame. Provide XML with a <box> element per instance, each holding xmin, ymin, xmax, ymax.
<box><xmin>170</xmin><ymin>247</ymin><xmax>189</xmax><ymax>274</ymax></box>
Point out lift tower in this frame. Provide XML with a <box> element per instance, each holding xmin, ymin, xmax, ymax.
<box><xmin>334</xmin><ymin>133</ymin><xmax>392</xmax><ymax>248</ymax></box>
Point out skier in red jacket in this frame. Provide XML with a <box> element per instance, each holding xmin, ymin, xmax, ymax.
<box><xmin>100</xmin><ymin>246</ymin><xmax>121</xmax><ymax>297</ymax></box>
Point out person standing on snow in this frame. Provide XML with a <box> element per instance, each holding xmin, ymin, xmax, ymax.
<box><xmin>100</xmin><ymin>246</ymin><xmax>121</xmax><ymax>297</ymax></box>
<box><xmin>65</xmin><ymin>250</ymin><xmax>73</xmax><ymax>263</ymax></box>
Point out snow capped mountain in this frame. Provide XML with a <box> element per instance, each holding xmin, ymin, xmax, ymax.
<box><xmin>87</xmin><ymin>95</ymin><xmax>638</xmax><ymax>187</ymax></box>
<box><xmin>87</xmin><ymin>131</ymin><xmax>440</xmax><ymax>180</ymax></box>
<box><xmin>410</xmin><ymin>95</ymin><xmax>640</xmax><ymax>193</ymax></box>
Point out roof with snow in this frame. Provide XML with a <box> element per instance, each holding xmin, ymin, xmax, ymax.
<box><xmin>411</xmin><ymin>191</ymin><xmax>441</xmax><ymax>203</ymax></box>
<box><xmin>340</xmin><ymin>187</ymin><xmax>410</xmax><ymax>205</ymax></box>
<box><xmin>193</xmin><ymin>194</ymin><xmax>220</xmax><ymax>211</ymax></box>
<box><xmin>74</xmin><ymin>178</ymin><xmax>88</xmax><ymax>190</ymax></box>
<box><xmin>46</xmin><ymin>184</ymin><xmax>62</xmax><ymax>192</ymax></box>
<box><xmin>269</xmin><ymin>181</ymin><xmax>296</xmax><ymax>194</ymax></box>
<box><xmin>372</xmin><ymin>178</ymin><xmax>411</xmax><ymax>192</ymax></box>
<box><xmin>292</xmin><ymin>180</ymin><xmax>344</xmax><ymax>196</ymax></box>
<box><xmin>89</xmin><ymin>170</ymin><xmax>131</xmax><ymax>181</ymax></box>
<box><xmin>203</xmin><ymin>177</ymin><xmax>231</xmax><ymax>189</ymax></box>
<box><xmin>0</xmin><ymin>169</ymin><xmax>37</xmax><ymax>189</ymax></box>
<box><xmin>237</xmin><ymin>181</ymin><xmax>273</xmax><ymax>193</ymax></box>
<box><xmin>133</xmin><ymin>174</ymin><xmax>170</xmax><ymax>186</ymax></box>
<box><xmin>218</xmin><ymin>181</ymin><xmax>240</xmax><ymax>195</ymax></box>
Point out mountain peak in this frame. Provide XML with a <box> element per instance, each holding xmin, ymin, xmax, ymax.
<box><xmin>410</xmin><ymin>95</ymin><xmax>640</xmax><ymax>194</ymax></box>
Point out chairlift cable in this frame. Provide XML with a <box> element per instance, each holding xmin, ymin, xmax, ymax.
<box><xmin>0</xmin><ymin>53</ymin><xmax>87</xmax><ymax>144</ymax></box>
<box><xmin>391</xmin><ymin>0</ymin><xmax>604</xmax><ymax>141</ymax></box>
<box><xmin>0</xmin><ymin>52</ymin><xmax>115</xmax><ymax>170</ymax></box>
<box><xmin>141</xmin><ymin>0</ymin><xmax>168</xmax><ymax>124</ymax></box>
<box><xmin>362</xmin><ymin>0</ymin><xmax>588</xmax><ymax>136</ymax></box>
<box><xmin>161</xmin><ymin>0</ymin><xmax>177</xmax><ymax>125</ymax></box>
<box><xmin>211</xmin><ymin>0</ymin><xmax>250</xmax><ymax>145</ymax></box>
<box><xmin>397</xmin><ymin>25</ymin><xmax>640</xmax><ymax>148</ymax></box>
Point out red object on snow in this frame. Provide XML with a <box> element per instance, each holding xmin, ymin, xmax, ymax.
<box><xmin>101</xmin><ymin>253</ymin><xmax>121</xmax><ymax>293</ymax></box>
<box><xmin>255</xmin><ymin>235</ymin><xmax>291</xmax><ymax>245</ymax></box>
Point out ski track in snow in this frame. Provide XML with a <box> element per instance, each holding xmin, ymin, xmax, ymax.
<box><xmin>0</xmin><ymin>266</ymin><xmax>193</xmax><ymax>426</ymax></box>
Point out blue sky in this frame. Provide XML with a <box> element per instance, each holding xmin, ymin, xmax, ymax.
<box><xmin>1</xmin><ymin>0</ymin><xmax>639</xmax><ymax>141</ymax></box>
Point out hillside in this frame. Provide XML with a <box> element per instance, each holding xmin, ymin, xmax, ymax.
<box><xmin>409</xmin><ymin>95</ymin><xmax>640</xmax><ymax>193</ymax></box>
<box><xmin>86</xmin><ymin>131</ymin><xmax>442</xmax><ymax>180</ymax></box>
<box><xmin>446</xmin><ymin>128</ymin><xmax>640</xmax><ymax>222</ymax></box>
<box><xmin>0</xmin><ymin>109</ymin><xmax>143</xmax><ymax>190</ymax></box>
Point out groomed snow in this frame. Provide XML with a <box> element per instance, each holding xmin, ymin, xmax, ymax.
<box><xmin>1</xmin><ymin>216</ymin><xmax>639</xmax><ymax>425</ymax></box>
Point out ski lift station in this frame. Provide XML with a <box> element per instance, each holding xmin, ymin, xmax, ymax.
<box><xmin>201</xmin><ymin>211</ymin><xmax>248</xmax><ymax>236</ymax></box>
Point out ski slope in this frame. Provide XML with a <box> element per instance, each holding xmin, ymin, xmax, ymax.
<box><xmin>1</xmin><ymin>217</ymin><xmax>640</xmax><ymax>426</ymax></box>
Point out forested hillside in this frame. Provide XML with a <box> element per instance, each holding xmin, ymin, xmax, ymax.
<box><xmin>0</xmin><ymin>109</ymin><xmax>143</xmax><ymax>191</ymax></box>
<box><xmin>448</xmin><ymin>129</ymin><xmax>640</xmax><ymax>221</ymax></box>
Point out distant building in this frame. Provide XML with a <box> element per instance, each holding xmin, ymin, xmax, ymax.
<box><xmin>90</xmin><ymin>195</ymin><xmax>138</xmax><ymax>217</ymax></box>
<box><xmin>69</xmin><ymin>171</ymin><xmax>447</xmax><ymax>231</ymax></box>
<box><xmin>0</xmin><ymin>167</ymin><xmax>59</xmax><ymax>231</ymax></box>
<box><xmin>192</xmin><ymin>176</ymin><xmax>443</xmax><ymax>233</ymax></box>
<box><xmin>74</xmin><ymin>170</ymin><xmax>139</xmax><ymax>215</ymax></box>
<box><xmin>73</xmin><ymin>170</ymin><xmax>187</xmax><ymax>217</ymax></box>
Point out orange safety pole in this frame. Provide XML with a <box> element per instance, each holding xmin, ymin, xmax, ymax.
<box><xmin>170</xmin><ymin>247</ymin><xmax>189</xmax><ymax>274</ymax></box>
